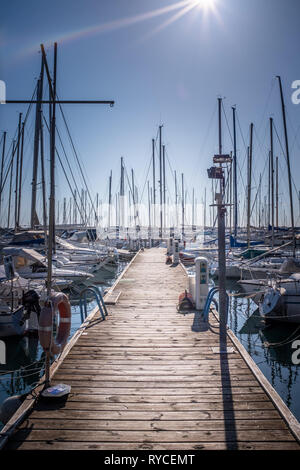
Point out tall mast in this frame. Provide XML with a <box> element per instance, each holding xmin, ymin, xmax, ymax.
<box><xmin>147</xmin><ymin>180</ymin><xmax>151</xmax><ymax>230</ymax></box>
<box><xmin>41</xmin><ymin>41</ymin><xmax>57</xmax><ymax>296</ymax></box>
<box><xmin>270</xmin><ymin>118</ymin><xmax>274</xmax><ymax>247</ymax></box>
<box><xmin>159</xmin><ymin>125</ymin><xmax>163</xmax><ymax>238</ymax></box>
<box><xmin>96</xmin><ymin>193</ymin><xmax>99</xmax><ymax>226</ymax></box>
<box><xmin>0</xmin><ymin>131</ymin><xmax>6</xmax><ymax>223</ymax></box>
<box><xmin>204</xmin><ymin>187</ymin><xmax>207</xmax><ymax>230</ymax></box>
<box><xmin>163</xmin><ymin>144</ymin><xmax>166</xmax><ymax>231</ymax></box>
<box><xmin>277</xmin><ymin>76</ymin><xmax>295</xmax><ymax>255</ymax></box>
<box><xmin>192</xmin><ymin>187</ymin><xmax>195</xmax><ymax>227</ymax></box>
<box><xmin>17</xmin><ymin>121</ymin><xmax>25</xmax><ymax>228</ymax></box>
<box><xmin>31</xmin><ymin>58</ymin><xmax>44</xmax><ymax>228</ymax></box>
<box><xmin>229</xmin><ymin>158</ymin><xmax>232</xmax><ymax>235</ymax></box>
<box><xmin>247</xmin><ymin>123</ymin><xmax>253</xmax><ymax>248</ymax></box>
<box><xmin>258</xmin><ymin>173</ymin><xmax>262</xmax><ymax>229</ymax></box>
<box><xmin>14</xmin><ymin>112</ymin><xmax>22</xmax><ymax>231</ymax></box>
<box><xmin>181</xmin><ymin>173</ymin><xmax>184</xmax><ymax>239</ymax></box>
<box><xmin>218</xmin><ymin>98</ymin><xmax>222</xmax><ymax>156</ymax></box>
<box><xmin>108</xmin><ymin>171</ymin><xmax>112</xmax><ymax>229</ymax></box>
<box><xmin>7</xmin><ymin>140</ymin><xmax>15</xmax><ymax>229</ymax></box>
<box><xmin>74</xmin><ymin>189</ymin><xmax>77</xmax><ymax>225</ymax></box>
<box><xmin>276</xmin><ymin>157</ymin><xmax>279</xmax><ymax>228</ymax></box>
<box><xmin>268</xmin><ymin>151</ymin><xmax>271</xmax><ymax>228</ymax></box>
<box><xmin>120</xmin><ymin>157</ymin><xmax>124</xmax><ymax>228</ymax></box>
<box><xmin>131</xmin><ymin>169</ymin><xmax>136</xmax><ymax>231</ymax></box>
<box><xmin>175</xmin><ymin>170</ymin><xmax>178</xmax><ymax>229</ymax></box>
<box><xmin>152</xmin><ymin>138</ymin><xmax>156</xmax><ymax>229</ymax></box>
<box><xmin>63</xmin><ymin>197</ymin><xmax>66</xmax><ymax>225</ymax></box>
<box><xmin>232</xmin><ymin>107</ymin><xmax>238</xmax><ymax>237</ymax></box>
<box><xmin>39</xmin><ymin>106</ymin><xmax>47</xmax><ymax>235</ymax></box>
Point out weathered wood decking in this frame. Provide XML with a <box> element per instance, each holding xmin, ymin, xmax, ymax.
<box><xmin>3</xmin><ymin>248</ymin><xmax>300</xmax><ymax>450</ymax></box>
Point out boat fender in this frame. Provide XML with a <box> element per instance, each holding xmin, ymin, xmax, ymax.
<box><xmin>38</xmin><ymin>292</ymin><xmax>71</xmax><ymax>356</ymax></box>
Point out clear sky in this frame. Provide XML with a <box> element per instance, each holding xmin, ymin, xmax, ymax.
<box><xmin>1</xmin><ymin>0</ymin><xmax>300</xmax><ymax>227</ymax></box>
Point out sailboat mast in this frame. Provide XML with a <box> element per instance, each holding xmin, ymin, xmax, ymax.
<box><xmin>0</xmin><ymin>131</ymin><xmax>7</xmax><ymax>223</ymax></box>
<box><xmin>181</xmin><ymin>173</ymin><xmax>184</xmax><ymax>239</ymax></box>
<box><xmin>31</xmin><ymin>59</ymin><xmax>44</xmax><ymax>228</ymax></box>
<box><xmin>39</xmin><ymin>106</ymin><xmax>47</xmax><ymax>236</ymax></box>
<box><xmin>152</xmin><ymin>138</ymin><xmax>156</xmax><ymax>229</ymax></box>
<box><xmin>204</xmin><ymin>187</ymin><xmax>207</xmax><ymax>230</ymax></box>
<box><xmin>14</xmin><ymin>112</ymin><xmax>22</xmax><ymax>231</ymax></box>
<box><xmin>16</xmin><ymin>121</ymin><xmax>25</xmax><ymax>228</ymax></box>
<box><xmin>147</xmin><ymin>180</ymin><xmax>151</xmax><ymax>230</ymax></box>
<box><xmin>275</xmin><ymin>157</ymin><xmax>279</xmax><ymax>228</ymax></box>
<box><xmin>7</xmin><ymin>141</ymin><xmax>15</xmax><ymax>229</ymax></box>
<box><xmin>108</xmin><ymin>170</ymin><xmax>112</xmax><ymax>229</ymax></box>
<box><xmin>163</xmin><ymin>144</ymin><xmax>166</xmax><ymax>232</ymax></box>
<box><xmin>232</xmin><ymin>107</ymin><xmax>238</xmax><ymax>237</ymax></box>
<box><xmin>270</xmin><ymin>118</ymin><xmax>274</xmax><ymax>247</ymax></box>
<box><xmin>175</xmin><ymin>170</ymin><xmax>178</xmax><ymax>229</ymax></box>
<box><xmin>159</xmin><ymin>125</ymin><xmax>163</xmax><ymax>238</ymax></box>
<box><xmin>277</xmin><ymin>76</ymin><xmax>295</xmax><ymax>255</ymax></box>
<box><xmin>192</xmin><ymin>187</ymin><xmax>195</xmax><ymax>227</ymax></box>
<box><xmin>43</xmin><ymin>42</ymin><xmax>57</xmax><ymax>296</ymax></box>
<box><xmin>247</xmin><ymin>123</ymin><xmax>253</xmax><ymax>248</ymax></box>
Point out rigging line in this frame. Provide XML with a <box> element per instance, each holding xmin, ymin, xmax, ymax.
<box><xmin>53</xmin><ymin>121</ymin><xmax>83</xmax><ymax>203</ymax></box>
<box><xmin>0</xmin><ymin>86</ymin><xmax>36</xmax><ymax>194</ymax></box>
<box><xmin>273</xmin><ymin>121</ymin><xmax>298</xmax><ymax>195</ymax></box>
<box><xmin>139</xmin><ymin>154</ymin><xmax>152</xmax><ymax>203</ymax></box>
<box><xmin>257</xmin><ymin>77</ymin><xmax>276</xmax><ymax>134</ymax></box>
<box><xmin>235</xmin><ymin>112</ymin><xmax>248</xmax><ymax>190</ymax></box>
<box><xmin>57</xmin><ymin>99</ymin><xmax>98</xmax><ymax>220</ymax></box>
<box><xmin>221</xmin><ymin>101</ymin><xmax>234</xmax><ymax>147</ymax></box>
<box><xmin>42</xmin><ymin>114</ymin><xmax>86</xmax><ymax>221</ymax></box>
<box><xmin>53</xmin><ymin>148</ymin><xmax>86</xmax><ymax>223</ymax></box>
<box><xmin>194</xmin><ymin>103</ymin><xmax>218</xmax><ymax>182</ymax></box>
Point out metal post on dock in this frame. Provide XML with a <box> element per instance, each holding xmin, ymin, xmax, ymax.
<box><xmin>216</xmin><ymin>192</ymin><xmax>227</xmax><ymax>337</ymax></box>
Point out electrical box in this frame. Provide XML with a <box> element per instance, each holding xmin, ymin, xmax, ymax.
<box><xmin>167</xmin><ymin>237</ymin><xmax>174</xmax><ymax>255</ymax></box>
<box><xmin>195</xmin><ymin>257</ymin><xmax>209</xmax><ymax>310</ymax></box>
<box><xmin>172</xmin><ymin>240</ymin><xmax>179</xmax><ymax>264</ymax></box>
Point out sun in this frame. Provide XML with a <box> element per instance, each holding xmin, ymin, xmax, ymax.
<box><xmin>192</xmin><ymin>0</ymin><xmax>216</xmax><ymax>10</ymax></box>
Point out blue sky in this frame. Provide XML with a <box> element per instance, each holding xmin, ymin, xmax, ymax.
<box><xmin>1</xmin><ymin>0</ymin><xmax>300</xmax><ymax>226</ymax></box>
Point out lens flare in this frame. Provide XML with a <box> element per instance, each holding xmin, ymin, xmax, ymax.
<box><xmin>194</xmin><ymin>0</ymin><xmax>216</xmax><ymax>8</ymax></box>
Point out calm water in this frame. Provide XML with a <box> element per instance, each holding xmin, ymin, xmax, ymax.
<box><xmin>0</xmin><ymin>261</ymin><xmax>127</xmax><ymax>430</ymax></box>
<box><xmin>225</xmin><ymin>279</ymin><xmax>300</xmax><ymax>422</ymax></box>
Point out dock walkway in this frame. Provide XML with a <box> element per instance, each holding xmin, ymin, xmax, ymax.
<box><xmin>3</xmin><ymin>248</ymin><xmax>300</xmax><ymax>450</ymax></box>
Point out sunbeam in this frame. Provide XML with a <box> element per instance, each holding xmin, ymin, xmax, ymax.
<box><xmin>139</xmin><ymin>1</ymin><xmax>200</xmax><ymax>42</ymax></box>
<box><xmin>19</xmin><ymin>0</ymin><xmax>195</xmax><ymax>57</ymax></box>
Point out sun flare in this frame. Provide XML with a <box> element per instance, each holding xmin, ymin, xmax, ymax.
<box><xmin>192</xmin><ymin>0</ymin><xmax>216</xmax><ymax>10</ymax></box>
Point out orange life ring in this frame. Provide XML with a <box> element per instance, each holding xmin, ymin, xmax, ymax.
<box><xmin>38</xmin><ymin>292</ymin><xmax>71</xmax><ymax>356</ymax></box>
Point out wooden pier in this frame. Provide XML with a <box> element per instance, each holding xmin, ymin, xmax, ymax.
<box><xmin>1</xmin><ymin>248</ymin><xmax>300</xmax><ymax>450</ymax></box>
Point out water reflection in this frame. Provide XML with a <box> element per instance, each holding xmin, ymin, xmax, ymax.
<box><xmin>225</xmin><ymin>279</ymin><xmax>300</xmax><ymax>422</ymax></box>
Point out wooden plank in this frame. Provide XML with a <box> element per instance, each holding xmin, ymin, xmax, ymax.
<box><xmin>8</xmin><ymin>429</ymin><xmax>295</xmax><ymax>443</ymax></box>
<box><xmin>104</xmin><ymin>290</ymin><xmax>122</xmax><ymax>305</ymax></box>
<box><xmin>30</xmin><ymin>409</ymin><xmax>281</xmax><ymax>421</ymax></box>
<box><xmin>7</xmin><ymin>441</ymin><xmax>300</xmax><ymax>451</ymax></box>
<box><xmin>17</xmin><ymin>418</ymin><xmax>288</xmax><ymax>431</ymax></box>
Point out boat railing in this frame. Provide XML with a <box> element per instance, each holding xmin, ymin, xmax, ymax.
<box><xmin>79</xmin><ymin>286</ymin><xmax>108</xmax><ymax>323</ymax></box>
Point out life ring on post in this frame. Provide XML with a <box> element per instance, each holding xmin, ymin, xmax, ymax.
<box><xmin>39</xmin><ymin>292</ymin><xmax>71</xmax><ymax>356</ymax></box>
